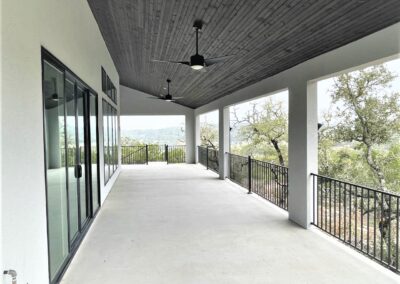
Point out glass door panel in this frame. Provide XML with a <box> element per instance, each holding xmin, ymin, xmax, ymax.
<box><xmin>77</xmin><ymin>84</ymin><xmax>88</xmax><ymax>226</ymax></box>
<box><xmin>90</xmin><ymin>93</ymin><xmax>100</xmax><ymax>213</ymax></box>
<box><xmin>43</xmin><ymin>60</ymin><xmax>69</xmax><ymax>281</ymax></box>
<box><xmin>65</xmin><ymin>74</ymin><xmax>79</xmax><ymax>243</ymax></box>
<box><xmin>103</xmin><ymin>101</ymin><xmax>109</xmax><ymax>183</ymax></box>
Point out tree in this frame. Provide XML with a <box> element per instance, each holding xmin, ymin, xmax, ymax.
<box><xmin>232</xmin><ymin>99</ymin><xmax>288</xmax><ymax>166</ymax></box>
<box><xmin>331</xmin><ymin>65</ymin><xmax>400</xmax><ymax>192</ymax></box>
<box><xmin>200</xmin><ymin>122</ymin><xmax>218</xmax><ymax>148</ymax></box>
<box><xmin>327</xmin><ymin>65</ymin><xmax>400</xmax><ymax>265</ymax></box>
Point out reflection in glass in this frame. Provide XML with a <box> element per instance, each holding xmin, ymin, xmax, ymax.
<box><xmin>65</xmin><ymin>76</ymin><xmax>79</xmax><ymax>242</ymax></box>
<box><xmin>77</xmin><ymin>85</ymin><xmax>88</xmax><ymax>225</ymax></box>
<box><xmin>90</xmin><ymin>93</ymin><xmax>99</xmax><ymax>212</ymax></box>
<box><xmin>43</xmin><ymin>61</ymin><xmax>69</xmax><ymax>280</ymax></box>
<box><xmin>103</xmin><ymin>101</ymin><xmax>109</xmax><ymax>182</ymax></box>
<box><xmin>103</xmin><ymin>100</ymin><xmax>118</xmax><ymax>185</ymax></box>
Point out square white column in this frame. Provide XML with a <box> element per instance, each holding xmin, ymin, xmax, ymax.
<box><xmin>185</xmin><ymin>112</ymin><xmax>196</xmax><ymax>164</ymax></box>
<box><xmin>288</xmin><ymin>81</ymin><xmax>318</xmax><ymax>228</ymax></box>
<box><xmin>194</xmin><ymin>115</ymin><xmax>201</xmax><ymax>163</ymax></box>
<box><xmin>218</xmin><ymin>107</ymin><xmax>230</xmax><ymax>179</ymax></box>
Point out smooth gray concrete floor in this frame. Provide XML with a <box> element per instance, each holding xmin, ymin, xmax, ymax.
<box><xmin>61</xmin><ymin>164</ymin><xmax>399</xmax><ymax>284</ymax></box>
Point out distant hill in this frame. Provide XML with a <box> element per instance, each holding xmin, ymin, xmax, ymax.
<box><xmin>121</xmin><ymin>127</ymin><xmax>185</xmax><ymax>145</ymax></box>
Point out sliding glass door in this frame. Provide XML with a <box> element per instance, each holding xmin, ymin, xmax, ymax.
<box><xmin>89</xmin><ymin>92</ymin><xmax>100</xmax><ymax>214</ymax></box>
<box><xmin>43</xmin><ymin>59</ymin><xmax>69</xmax><ymax>281</ymax></box>
<box><xmin>42</xmin><ymin>50</ymin><xmax>100</xmax><ymax>283</ymax></box>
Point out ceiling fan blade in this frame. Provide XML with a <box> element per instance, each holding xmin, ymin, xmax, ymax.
<box><xmin>172</xmin><ymin>97</ymin><xmax>184</xmax><ymax>99</ymax></box>
<box><xmin>204</xmin><ymin>55</ymin><xmax>234</xmax><ymax>66</ymax></box>
<box><xmin>146</xmin><ymin>96</ymin><xmax>164</xmax><ymax>100</ymax></box>
<box><xmin>152</xmin><ymin>59</ymin><xmax>190</xmax><ymax>66</ymax></box>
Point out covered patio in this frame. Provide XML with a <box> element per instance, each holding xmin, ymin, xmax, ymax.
<box><xmin>61</xmin><ymin>164</ymin><xmax>396</xmax><ymax>284</ymax></box>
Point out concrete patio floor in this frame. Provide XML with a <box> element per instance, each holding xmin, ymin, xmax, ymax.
<box><xmin>61</xmin><ymin>164</ymin><xmax>399</xmax><ymax>284</ymax></box>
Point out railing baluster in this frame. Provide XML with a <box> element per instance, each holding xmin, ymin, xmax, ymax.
<box><xmin>344</xmin><ymin>183</ymin><xmax>347</xmax><ymax>243</ymax></box>
<box><xmin>388</xmin><ymin>196</ymin><xmax>392</xmax><ymax>266</ymax></box>
<box><xmin>367</xmin><ymin>190</ymin><xmax>370</xmax><ymax>255</ymax></box>
<box><xmin>349</xmin><ymin>184</ymin><xmax>352</xmax><ymax>245</ymax></box>
<box><xmin>339</xmin><ymin>181</ymin><xmax>342</xmax><ymax>239</ymax></box>
<box><xmin>361</xmin><ymin>187</ymin><xmax>364</xmax><ymax>251</ymax></box>
<box><xmin>355</xmin><ymin>186</ymin><xmax>358</xmax><ymax>249</ymax></box>
<box><xmin>397</xmin><ymin>198</ymin><xmax>399</xmax><ymax>271</ymax></box>
<box><xmin>313</xmin><ymin>174</ymin><xmax>316</xmax><ymax>224</ymax></box>
<box><xmin>329</xmin><ymin>179</ymin><xmax>332</xmax><ymax>234</ymax></box>
<box><xmin>374</xmin><ymin>191</ymin><xmax>377</xmax><ymax>258</ymax></box>
<box><xmin>247</xmin><ymin>156</ymin><xmax>252</xmax><ymax>194</ymax></box>
<box><xmin>334</xmin><ymin>180</ymin><xmax>336</xmax><ymax>236</ymax></box>
<box><xmin>380</xmin><ymin>193</ymin><xmax>384</xmax><ymax>262</ymax></box>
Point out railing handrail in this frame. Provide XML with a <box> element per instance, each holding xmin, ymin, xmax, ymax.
<box><xmin>122</xmin><ymin>144</ymin><xmax>186</xmax><ymax>147</ymax></box>
<box><xmin>121</xmin><ymin>144</ymin><xmax>186</xmax><ymax>164</ymax></box>
<box><xmin>311</xmin><ymin>173</ymin><xmax>400</xmax><ymax>198</ymax></box>
<box><xmin>226</xmin><ymin>152</ymin><xmax>288</xmax><ymax>170</ymax></box>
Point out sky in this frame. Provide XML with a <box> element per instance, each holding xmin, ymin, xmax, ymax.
<box><xmin>229</xmin><ymin>90</ymin><xmax>288</xmax><ymax>122</ymax></box>
<box><xmin>199</xmin><ymin>109</ymin><xmax>219</xmax><ymax>125</ymax></box>
<box><xmin>230</xmin><ymin>57</ymin><xmax>399</xmax><ymax>124</ymax></box>
<box><xmin>121</xmin><ymin>115</ymin><xmax>185</xmax><ymax>130</ymax></box>
<box><xmin>318</xmin><ymin>58</ymin><xmax>400</xmax><ymax>121</ymax></box>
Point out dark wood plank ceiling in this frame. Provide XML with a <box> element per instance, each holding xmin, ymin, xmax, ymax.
<box><xmin>88</xmin><ymin>0</ymin><xmax>400</xmax><ymax>109</ymax></box>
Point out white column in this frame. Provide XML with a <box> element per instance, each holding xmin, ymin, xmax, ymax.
<box><xmin>194</xmin><ymin>114</ymin><xmax>201</xmax><ymax>163</ymax></box>
<box><xmin>218</xmin><ymin>107</ymin><xmax>230</xmax><ymax>179</ymax></box>
<box><xmin>185</xmin><ymin>111</ymin><xmax>196</xmax><ymax>163</ymax></box>
<box><xmin>288</xmin><ymin>80</ymin><xmax>318</xmax><ymax>228</ymax></box>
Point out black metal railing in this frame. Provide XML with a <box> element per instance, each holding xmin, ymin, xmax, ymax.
<box><xmin>148</xmin><ymin>144</ymin><xmax>165</xmax><ymax>162</ymax></box>
<box><xmin>207</xmin><ymin>148</ymin><xmax>219</xmax><ymax>173</ymax></box>
<box><xmin>198</xmin><ymin>146</ymin><xmax>208</xmax><ymax>167</ymax></box>
<box><xmin>251</xmin><ymin>158</ymin><xmax>289</xmax><ymax>210</ymax></box>
<box><xmin>227</xmin><ymin>153</ymin><xmax>249</xmax><ymax>189</ymax></box>
<box><xmin>121</xmin><ymin>145</ymin><xmax>186</xmax><ymax>164</ymax></box>
<box><xmin>227</xmin><ymin>153</ymin><xmax>289</xmax><ymax>210</ymax></box>
<box><xmin>197</xmin><ymin>146</ymin><xmax>219</xmax><ymax>173</ymax></box>
<box><xmin>121</xmin><ymin>145</ymin><xmax>147</xmax><ymax>164</ymax></box>
<box><xmin>312</xmin><ymin>174</ymin><xmax>400</xmax><ymax>272</ymax></box>
<box><xmin>167</xmin><ymin>145</ymin><xmax>186</xmax><ymax>164</ymax></box>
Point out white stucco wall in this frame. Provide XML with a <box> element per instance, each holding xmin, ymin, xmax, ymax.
<box><xmin>120</xmin><ymin>85</ymin><xmax>196</xmax><ymax>163</ymax></box>
<box><xmin>0</xmin><ymin>0</ymin><xmax>3</xmax><ymax>277</ymax></box>
<box><xmin>1</xmin><ymin>0</ymin><xmax>119</xmax><ymax>283</ymax></box>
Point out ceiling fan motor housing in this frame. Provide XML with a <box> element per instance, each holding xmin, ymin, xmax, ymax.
<box><xmin>190</xmin><ymin>54</ymin><xmax>204</xmax><ymax>68</ymax></box>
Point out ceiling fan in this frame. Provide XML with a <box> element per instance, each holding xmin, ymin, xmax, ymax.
<box><xmin>149</xmin><ymin>79</ymin><xmax>183</xmax><ymax>102</ymax></box>
<box><xmin>152</xmin><ymin>20</ymin><xmax>233</xmax><ymax>71</ymax></box>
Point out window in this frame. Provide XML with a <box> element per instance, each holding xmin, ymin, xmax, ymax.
<box><xmin>101</xmin><ymin>67</ymin><xmax>117</xmax><ymax>103</ymax></box>
<box><xmin>103</xmin><ymin>99</ymin><xmax>118</xmax><ymax>184</ymax></box>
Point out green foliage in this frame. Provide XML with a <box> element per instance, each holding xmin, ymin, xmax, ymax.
<box><xmin>320</xmin><ymin>65</ymin><xmax>400</xmax><ymax>193</ymax></box>
<box><xmin>231</xmin><ymin>99</ymin><xmax>288</xmax><ymax>166</ymax></box>
<box><xmin>332</xmin><ymin>65</ymin><xmax>400</xmax><ymax>145</ymax></box>
<box><xmin>121</xmin><ymin>136</ymin><xmax>145</xmax><ymax>146</ymax></box>
<box><xmin>200</xmin><ymin>122</ymin><xmax>218</xmax><ymax>148</ymax></box>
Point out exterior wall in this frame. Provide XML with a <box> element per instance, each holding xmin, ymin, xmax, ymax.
<box><xmin>1</xmin><ymin>0</ymin><xmax>119</xmax><ymax>283</ymax></box>
<box><xmin>194</xmin><ymin>23</ymin><xmax>400</xmax><ymax>228</ymax></box>
<box><xmin>120</xmin><ymin>85</ymin><xmax>196</xmax><ymax>163</ymax></box>
<box><xmin>0</xmin><ymin>0</ymin><xmax>3</xmax><ymax>277</ymax></box>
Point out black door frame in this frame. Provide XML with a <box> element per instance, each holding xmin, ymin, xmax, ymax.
<box><xmin>41</xmin><ymin>47</ymin><xmax>101</xmax><ymax>284</ymax></box>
